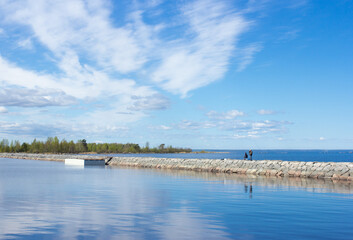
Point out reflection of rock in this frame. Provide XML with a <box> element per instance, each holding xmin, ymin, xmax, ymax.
<box><xmin>128</xmin><ymin>168</ymin><xmax>353</xmax><ymax>194</ymax></box>
<box><xmin>1</xmin><ymin>153</ymin><xmax>353</xmax><ymax>181</ymax></box>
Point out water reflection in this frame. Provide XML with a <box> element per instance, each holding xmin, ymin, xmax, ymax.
<box><xmin>0</xmin><ymin>159</ymin><xmax>231</xmax><ymax>239</ymax></box>
<box><xmin>1</xmin><ymin>158</ymin><xmax>353</xmax><ymax>240</ymax></box>
<box><xmin>132</xmin><ymin>167</ymin><xmax>353</xmax><ymax>194</ymax></box>
<box><xmin>244</xmin><ymin>184</ymin><xmax>253</xmax><ymax>199</ymax></box>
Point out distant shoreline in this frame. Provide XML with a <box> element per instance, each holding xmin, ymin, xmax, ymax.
<box><xmin>191</xmin><ymin>151</ymin><xmax>230</xmax><ymax>154</ymax></box>
<box><xmin>1</xmin><ymin>153</ymin><xmax>352</xmax><ymax>181</ymax></box>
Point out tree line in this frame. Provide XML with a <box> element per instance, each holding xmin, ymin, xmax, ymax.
<box><xmin>0</xmin><ymin>137</ymin><xmax>192</xmax><ymax>154</ymax></box>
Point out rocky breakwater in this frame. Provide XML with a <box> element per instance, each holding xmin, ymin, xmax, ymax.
<box><xmin>1</xmin><ymin>153</ymin><xmax>353</xmax><ymax>181</ymax></box>
<box><xmin>109</xmin><ymin>157</ymin><xmax>353</xmax><ymax>181</ymax></box>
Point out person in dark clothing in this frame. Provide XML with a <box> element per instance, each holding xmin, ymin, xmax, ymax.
<box><xmin>249</xmin><ymin>149</ymin><xmax>253</xmax><ymax>160</ymax></box>
<box><xmin>244</xmin><ymin>152</ymin><xmax>248</xmax><ymax>160</ymax></box>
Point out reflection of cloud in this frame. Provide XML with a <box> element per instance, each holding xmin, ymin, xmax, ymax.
<box><xmin>139</xmin><ymin>168</ymin><xmax>353</xmax><ymax>194</ymax></box>
<box><xmin>153</xmin><ymin>207</ymin><xmax>229</xmax><ymax>240</ymax></box>
<box><xmin>1</xmin><ymin>158</ymin><xmax>352</xmax><ymax>240</ymax></box>
<box><xmin>0</xmin><ymin>163</ymin><xmax>233</xmax><ymax>240</ymax></box>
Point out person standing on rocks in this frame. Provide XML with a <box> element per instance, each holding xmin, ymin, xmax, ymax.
<box><xmin>249</xmin><ymin>149</ymin><xmax>253</xmax><ymax>161</ymax></box>
<box><xmin>244</xmin><ymin>152</ymin><xmax>248</xmax><ymax>160</ymax></box>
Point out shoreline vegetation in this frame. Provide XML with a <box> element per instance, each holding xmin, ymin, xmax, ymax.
<box><xmin>0</xmin><ymin>137</ymin><xmax>192</xmax><ymax>154</ymax></box>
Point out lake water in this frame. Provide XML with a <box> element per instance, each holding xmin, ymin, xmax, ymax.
<box><xmin>1</xmin><ymin>157</ymin><xmax>353</xmax><ymax>240</ymax></box>
<box><xmin>103</xmin><ymin>149</ymin><xmax>353</xmax><ymax>162</ymax></box>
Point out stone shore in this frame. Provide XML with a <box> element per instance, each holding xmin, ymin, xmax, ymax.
<box><xmin>1</xmin><ymin>153</ymin><xmax>353</xmax><ymax>181</ymax></box>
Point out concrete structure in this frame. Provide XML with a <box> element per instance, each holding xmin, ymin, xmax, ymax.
<box><xmin>65</xmin><ymin>158</ymin><xmax>105</xmax><ymax>166</ymax></box>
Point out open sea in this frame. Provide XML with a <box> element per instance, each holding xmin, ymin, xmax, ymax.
<box><xmin>103</xmin><ymin>149</ymin><xmax>353</xmax><ymax>162</ymax></box>
<box><xmin>1</xmin><ymin>150</ymin><xmax>353</xmax><ymax>239</ymax></box>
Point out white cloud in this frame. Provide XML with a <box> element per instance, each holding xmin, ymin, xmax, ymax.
<box><xmin>168</xmin><ymin>118</ymin><xmax>291</xmax><ymax>139</ymax></box>
<box><xmin>0</xmin><ymin>121</ymin><xmax>64</xmax><ymax>136</ymax></box>
<box><xmin>0</xmin><ymin>119</ymin><xmax>131</xmax><ymax>139</ymax></box>
<box><xmin>223</xmin><ymin>119</ymin><xmax>290</xmax><ymax>139</ymax></box>
<box><xmin>0</xmin><ymin>53</ymin><xmax>161</xmax><ymax>112</ymax></box>
<box><xmin>0</xmin><ymin>0</ymin><xmax>267</xmax><ymax>141</ymax></box>
<box><xmin>129</xmin><ymin>94</ymin><xmax>170</xmax><ymax>111</ymax></box>
<box><xmin>0</xmin><ymin>0</ymin><xmax>258</xmax><ymax>101</ymax></box>
<box><xmin>237</xmin><ymin>43</ymin><xmax>262</xmax><ymax>71</ymax></box>
<box><xmin>151</xmin><ymin>125</ymin><xmax>172</xmax><ymax>130</ymax></box>
<box><xmin>0</xmin><ymin>106</ymin><xmax>7</xmax><ymax>113</ymax></box>
<box><xmin>257</xmin><ymin>109</ymin><xmax>276</xmax><ymax>115</ymax></box>
<box><xmin>17</xmin><ymin>37</ymin><xmax>33</xmax><ymax>49</ymax></box>
<box><xmin>0</xmin><ymin>1</ymin><xmax>166</xmax><ymax>115</ymax></box>
<box><xmin>319</xmin><ymin>137</ymin><xmax>326</xmax><ymax>141</ymax></box>
<box><xmin>278</xmin><ymin>29</ymin><xmax>300</xmax><ymax>41</ymax></box>
<box><xmin>207</xmin><ymin>110</ymin><xmax>244</xmax><ymax>120</ymax></box>
<box><xmin>152</xmin><ymin>0</ymin><xmax>251</xmax><ymax>96</ymax></box>
<box><xmin>146</xmin><ymin>0</ymin><xmax>163</xmax><ymax>8</ymax></box>
<box><xmin>0</xmin><ymin>87</ymin><xmax>77</xmax><ymax>107</ymax></box>
<box><xmin>1</xmin><ymin>0</ymin><xmax>153</xmax><ymax>73</ymax></box>
<box><xmin>176</xmin><ymin>120</ymin><xmax>203</xmax><ymax>130</ymax></box>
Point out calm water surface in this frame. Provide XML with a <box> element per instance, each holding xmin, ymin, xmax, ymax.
<box><xmin>1</xmin><ymin>157</ymin><xmax>353</xmax><ymax>240</ymax></box>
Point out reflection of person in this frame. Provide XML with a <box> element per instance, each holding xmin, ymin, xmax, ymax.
<box><xmin>249</xmin><ymin>184</ymin><xmax>253</xmax><ymax>199</ymax></box>
<box><xmin>244</xmin><ymin>152</ymin><xmax>248</xmax><ymax>160</ymax></box>
<box><xmin>244</xmin><ymin>183</ymin><xmax>253</xmax><ymax>199</ymax></box>
<box><xmin>249</xmin><ymin>149</ymin><xmax>253</xmax><ymax>161</ymax></box>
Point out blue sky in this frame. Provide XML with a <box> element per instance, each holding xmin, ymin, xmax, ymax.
<box><xmin>0</xmin><ymin>0</ymin><xmax>352</xmax><ymax>149</ymax></box>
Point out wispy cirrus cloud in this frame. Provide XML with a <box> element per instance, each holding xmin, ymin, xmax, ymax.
<box><xmin>17</xmin><ymin>37</ymin><xmax>33</xmax><ymax>50</ymax></box>
<box><xmin>152</xmin><ymin>0</ymin><xmax>252</xmax><ymax>96</ymax></box>
<box><xmin>0</xmin><ymin>0</ymin><xmax>161</xmax><ymax>109</ymax></box>
<box><xmin>0</xmin><ymin>0</ymin><xmax>268</xmax><ymax>141</ymax></box>
<box><xmin>1</xmin><ymin>0</ymin><xmax>152</xmax><ymax>73</ymax></box>
<box><xmin>0</xmin><ymin>0</ymin><xmax>258</xmax><ymax>102</ymax></box>
<box><xmin>237</xmin><ymin>43</ymin><xmax>262</xmax><ymax>71</ymax></box>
